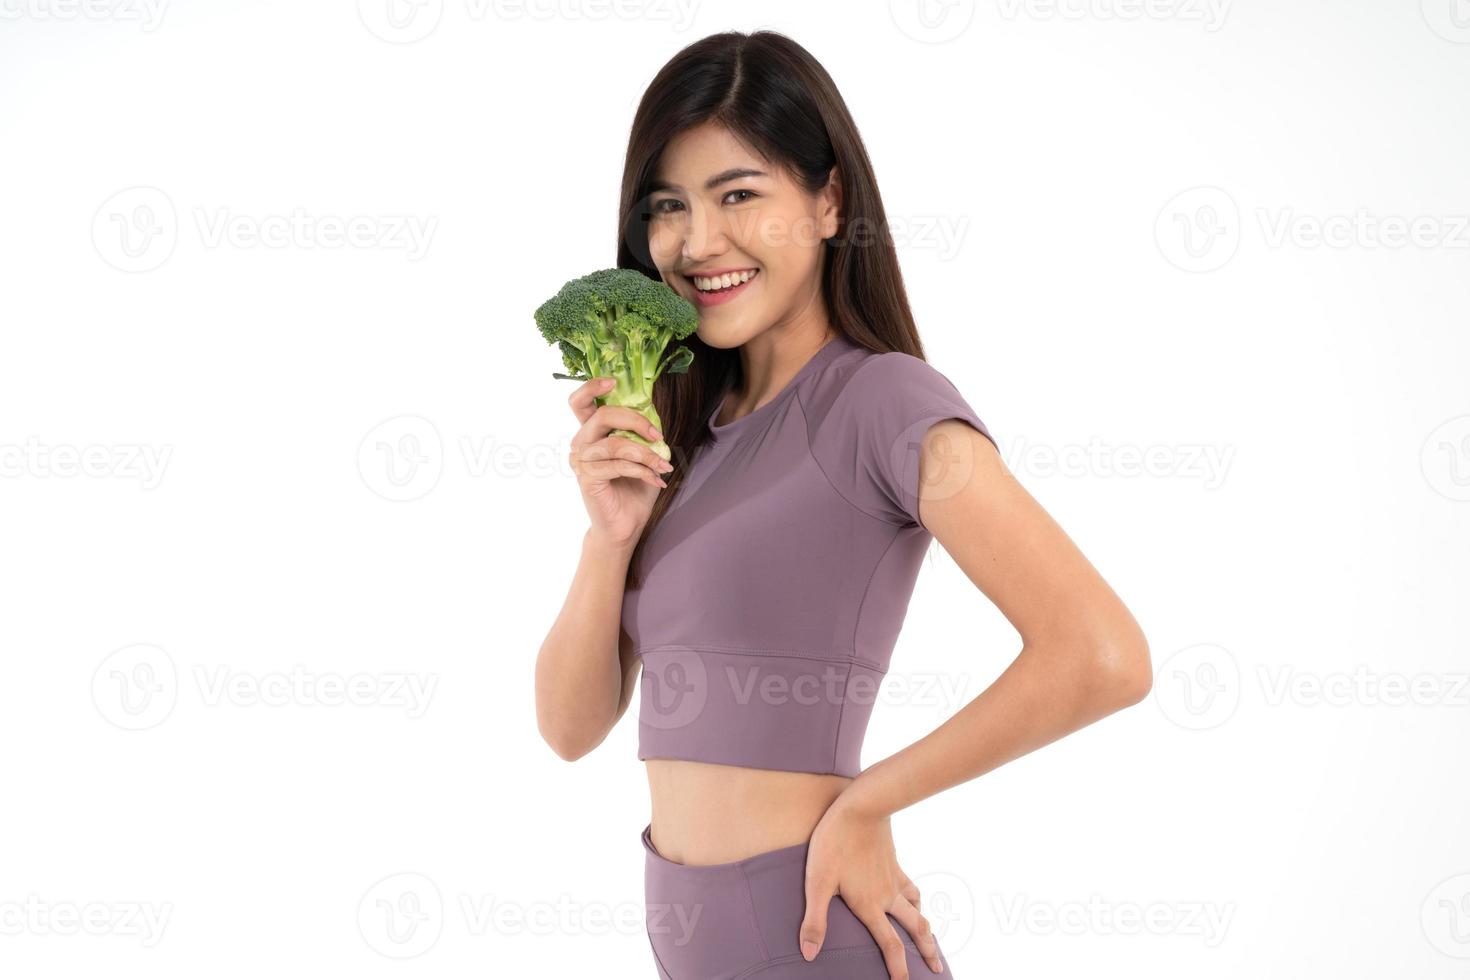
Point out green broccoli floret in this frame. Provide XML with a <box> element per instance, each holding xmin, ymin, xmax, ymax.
<box><xmin>534</xmin><ymin>267</ymin><xmax>699</xmax><ymax>461</ymax></box>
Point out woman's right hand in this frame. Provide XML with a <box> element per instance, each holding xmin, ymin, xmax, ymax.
<box><xmin>568</xmin><ymin>376</ymin><xmax>674</xmax><ymax>548</ymax></box>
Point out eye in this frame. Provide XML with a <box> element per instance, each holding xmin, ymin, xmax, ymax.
<box><xmin>649</xmin><ymin>190</ymin><xmax>756</xmax><ymax>217</ymax></box>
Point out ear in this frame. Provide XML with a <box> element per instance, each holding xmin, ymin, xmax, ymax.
<box><xmin>820</xmin><ymin>166</ymin><xmax>843</xmax><ymax>241</ymax></box>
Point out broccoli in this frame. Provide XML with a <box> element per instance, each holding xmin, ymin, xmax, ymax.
<box><xmin>534</xmin><ymin>267</ymin><xmax>699</xmax><ymax>461</ymax></box>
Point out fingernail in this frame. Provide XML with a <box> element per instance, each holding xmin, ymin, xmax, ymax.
<box><xmin>650</xmin><ymin>428</ymin><xmax>663</xmax><ymax>440</ymax></box>
<box><xmin>800</xmin><ymin>941</ymin><xmax>818</xmax><ymax>961</ymax></box>
<box><xmin>657</xmin><ymin>477</ymin><xmax>668</xmax><ymax>488</ymax></box>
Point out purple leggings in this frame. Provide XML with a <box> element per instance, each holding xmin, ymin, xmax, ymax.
<box><xmin>642</xmin><ymin>823</ymin><xmax>955</xmax><ymax>979</ymax></box>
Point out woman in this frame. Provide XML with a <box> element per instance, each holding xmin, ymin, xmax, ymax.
<box><xmin>535</xmin><ymin>30</ymin><xmax>1152</xmax><ymax>980</ymax></box>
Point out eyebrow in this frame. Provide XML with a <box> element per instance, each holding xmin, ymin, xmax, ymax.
<box><xmin>647</xmin><ymin>168</ymin><xmax>769</xmax><ymax>195</ymax></box>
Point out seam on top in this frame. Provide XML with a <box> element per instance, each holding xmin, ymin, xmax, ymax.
<box><xmin>897</xmin><ymin>403</ymin><xmax>982</xmax><ymax>534</ymax></box>
<box><xmin>634</xmin><ymin>643</ymin><xmax>889</xmax><ymax>673</ymax></box>
<box><xmin>828</xmin><ymin>661</ymin><xmax>851</xmax><ymax>774</ymax></box>
<box><xmin>795</xmin><ymin>374</ymin><xmax>907</xmax><ymax>530</ymax></box>
<box><xmin>852</xmin><ymin>529</ymin><xmax>903</xmax><ymax>658</ymax></box>
<box><xmin>828</xmin><ymin>529</ymin><xmax>902</xmax><ymax>772</ymax></box>
<box><xmin>799</xmin><ymin>351</ymin><xmax>995</xmax><ymax>532</ymax></box>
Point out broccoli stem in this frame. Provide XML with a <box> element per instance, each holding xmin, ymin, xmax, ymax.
<box><xmin>594</xmin><ymin>331</ymin><xmax>671</xmax><ymax>461</ymax></box>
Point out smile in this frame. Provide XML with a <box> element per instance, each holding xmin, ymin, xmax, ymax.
<box><xmin>685</xmin><ymin>268</ymin><xmax>759</xmax><ymax>308</ymax></box>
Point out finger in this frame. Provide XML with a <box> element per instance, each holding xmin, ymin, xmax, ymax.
<box><xmin>578</xmin><ymin>435</ymin><xmax>672</xmax><ymax>481</ymax></box>
<box><xmin>568</xmin><ymin>376</ymin><xmax>617</xmax><ymax>423</ymax></box>
<box><xmin>570</xmin><ymin>440</ymin><xmax>662</xmax><ymax>486</ymax></box>
<box><xmin>889</xmin><ymin>896</ymin><xmax>943</xmax><ymax>975</ymax></box>
<box><xmin>604</xmin><ymin>433</ymin><xmax>675</xmax><ymax>476</ymax></box>
<box><xmin>579</xmin><ymin>404</ymin><xmax>664</xmax><ymax>448</ymax></box>
<box><xmin>799</xmin><ymin>873</ymin><xmax>835</xmax><ymax>961</ymax></box>
<box><xmin>576</xmin><ymin>454</ymin><xmax>666</xmax><ymax>489</ymax></box>
<box><xmin>899</xmin><ymin>875</ymin><xmax>921</xmax><ymax>913</ymax></box>
<box><xmin>852</xmin><ymin>904</ymin><xmax>910</xmax><ymax>980</ymax></box>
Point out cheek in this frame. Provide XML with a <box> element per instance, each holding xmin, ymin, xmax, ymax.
<box><xmin>647</xmin><ymin>221</ymin><xmax>679</xmax><ymax>260</ymax></box>
<box><xmin>736</xmin><ymin>206</ymin><xmax>826</xmax><ymax>258</ymax></box>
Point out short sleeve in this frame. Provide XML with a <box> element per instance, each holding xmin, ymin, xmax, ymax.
<box><xmin>815</xmin><ymin>352</ymin><xmax>996</xmax><ymax>531</ymax></box>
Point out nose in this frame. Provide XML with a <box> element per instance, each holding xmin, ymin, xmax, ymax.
<box><xmin>680</xmin><ymin>200</ymin><xmax>725</xmax><ymax>265</ymax></box>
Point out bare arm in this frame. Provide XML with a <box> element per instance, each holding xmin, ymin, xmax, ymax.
<box><xmin>535</xmin><ymin>528</ymin><xmax>645</xmax><ymax>761</ymax></box>
<box><xmin>839</xmin><ymin>418</ymin><xmax>1152</xmax><ymax>818</ymax></box>
<box><xmin>534</xmin><ymin>373</ymin><xmax>669</xmax><ymax>763</ymax></box>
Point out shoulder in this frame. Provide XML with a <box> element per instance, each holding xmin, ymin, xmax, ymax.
<box><xmin>802</xmin><ymin>346</ymin><xmax>960</xmax><ymax>419</ymax></box>
<box><xmin>851</xmin><ymin>349</ymin><xmax>967</xmax><ymax>404</ymax></box>
<box><xmin>805</xmin><ymin>346</ymin><xmax>995</xmax><ymax>529</ymax></box>
<box><xmin>807</xmin><ymin>346</ymin><xmax>984</xmax><ymax>441</ymax></box>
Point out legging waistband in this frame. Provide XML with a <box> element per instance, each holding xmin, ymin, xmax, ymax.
<box><xmin>640</xmin><ymin>822</ymin><xmax>953</xmax><ymax>979</ymax></box>
<box><xmin>641</xmin><ymin>823</ymin><xmax>811</xmax><ymax>878</ymax></box>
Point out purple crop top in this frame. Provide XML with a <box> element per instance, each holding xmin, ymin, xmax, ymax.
<box><xmin>621</xmin><ymin>333</ymin><xmax>996</xmax><ymax>777</ymax></box>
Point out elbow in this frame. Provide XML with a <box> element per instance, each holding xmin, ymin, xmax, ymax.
<box><xmin>540</xmin><ymin>725</ymin><xmax>592</xmax><ymax>762</ymax></box>
<box><xmin>538</xmin><ymin>714</ymin><xmax>594</xmax><ymax>762</ymax></box>
<box><xmin>538</xmin><ymin>717</ymin><xmax>593</xmax><ymax>764</ymax></box>
<box><xmin>1090</xmin><ymin>628</ymin><xmax>1153</xmax><ymax>709</ymax></box>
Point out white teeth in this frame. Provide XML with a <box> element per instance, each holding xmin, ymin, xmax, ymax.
<box><xmin>693</xmin><ymin>269</ymin><xmax>757</xmax><ymax>292</ymax></box>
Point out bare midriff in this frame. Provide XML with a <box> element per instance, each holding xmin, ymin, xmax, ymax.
<box><xmin>645</xmin><ymin>758</ymin><xmax>853</xmax><ymax>866</ymax></box>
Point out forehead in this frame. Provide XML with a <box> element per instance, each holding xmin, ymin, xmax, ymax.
<box><xmin>652</xmin><ymin>122</ymin><xmax>774</xmax><ymax>188</ymax></box>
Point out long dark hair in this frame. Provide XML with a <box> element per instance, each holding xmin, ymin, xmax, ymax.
<box><xmin>618</xmin><ymin>30</ymin><xmax>931</xmax><ymax>588</ymax></box>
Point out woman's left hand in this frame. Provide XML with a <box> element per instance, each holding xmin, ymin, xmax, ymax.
<box><xmin>798</xmin><ymin>794</ymin><xmax>945</xmax><ymax>977</ymax></box>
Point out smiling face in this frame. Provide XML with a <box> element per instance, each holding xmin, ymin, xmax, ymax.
<box><xmin>645</xmin><ymin>121</ymin><xmax>841</xmax><ymax>349</ymax></box>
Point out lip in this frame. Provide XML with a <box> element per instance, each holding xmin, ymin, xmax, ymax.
<box><xmin>685</xmin><ymin>268</ymin><xmax>760</xmax><ymax>308</ymax></box>
<box><xmin>684</xmin><ymin>266</ymin><xmax>758</xmax><ymax>278</ymax></box>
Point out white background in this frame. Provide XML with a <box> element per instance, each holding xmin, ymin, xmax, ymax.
<box><xmin>2</xmin><ymin>1</ymin><xmax>1468</xmax><ymax>977</ymax></box>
